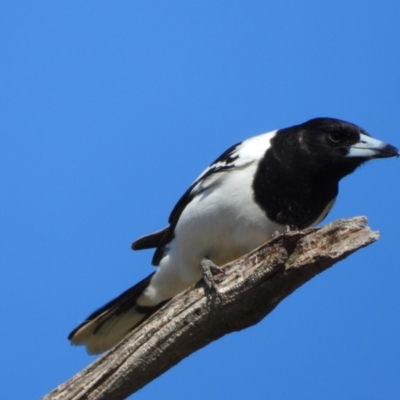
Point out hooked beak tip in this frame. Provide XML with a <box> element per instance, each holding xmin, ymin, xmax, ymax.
<box><xmin>347</xmin><ymin>133</ymin><xmax>398</xmax><ymax>159</ymax></box>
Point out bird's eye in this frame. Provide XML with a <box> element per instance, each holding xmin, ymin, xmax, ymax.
<box><xmin>329</xmin><ymin>133</ymin><xmax>342</xmax><ymax>143</ymax></box>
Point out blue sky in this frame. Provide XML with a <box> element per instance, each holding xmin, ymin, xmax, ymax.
<box><xmin>1</xmin><ymin>2</ymin><xmax>400</xmax><ymax>399</ymax></box>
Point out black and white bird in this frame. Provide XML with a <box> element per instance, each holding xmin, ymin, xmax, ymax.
<box><xmin>68</xmin><ymin>117</ymin><xmax>398</xmax><ymax>354</ymax></box>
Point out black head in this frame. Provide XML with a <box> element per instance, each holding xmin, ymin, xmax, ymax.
<box><xmin>253</xmin><ymin>117</ymin><xmax>398</xmax><ymax>229</ymax></box>
<box><xmin>277</xmin><ymin>117</ymin><xmax>398</xmax><ymax>179</ymax></box>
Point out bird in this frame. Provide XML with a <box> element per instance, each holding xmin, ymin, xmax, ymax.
<box><xmin>68</xmin><ymin>117</ymin><xmax>398</xmax><ymax>354</ymax></box>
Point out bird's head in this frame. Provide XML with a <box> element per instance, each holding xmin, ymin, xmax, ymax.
<box><xmin>292</xmin><ymin>117</ymin><xmax>399</xmax><ymax>177</ymax></box>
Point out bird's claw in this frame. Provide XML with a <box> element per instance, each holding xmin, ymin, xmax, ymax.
<box><xmin>284</xmin><ymin>224</ymin><xmax>298</xmax><ymax>234</ymax></box>
<box><xmin>200</xmin><ymin>258</ymin><xmax>225</xmax><ymax>295</ymax></box>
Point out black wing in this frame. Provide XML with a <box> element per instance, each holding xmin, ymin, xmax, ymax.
<box><xmin>168</xmin><ymin>142</ymin><xmax>240</xmax><ymax>225</ymax></box>
<box><xmin>132</xmin><ymin>141</ymin><xmax>242</xmax><ymax>266</ymax></box>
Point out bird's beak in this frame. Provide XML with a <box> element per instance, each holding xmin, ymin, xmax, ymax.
<box><xmin>347</xmin><ymin>133</ymin><xmax>399</xmax><ymax>159</ymax></box>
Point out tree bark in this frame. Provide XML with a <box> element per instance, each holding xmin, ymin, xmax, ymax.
<box><xmin>43</xmin><ymin>217</ymin><xmax>379</xmax><ymax>400</ymax></box>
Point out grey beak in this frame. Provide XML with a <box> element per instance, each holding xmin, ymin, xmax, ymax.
<box><xmin>347</xmin><ymin>133</ymin><xmax>399</xmax><ymax>159</ymax></box>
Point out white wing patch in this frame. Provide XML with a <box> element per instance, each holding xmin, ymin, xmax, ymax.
<box><xmin>189</xmin><ymin>130</ymin><xmax>277</xmax><ymax>197</ymax></box>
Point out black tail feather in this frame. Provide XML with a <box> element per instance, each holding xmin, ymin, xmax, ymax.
<box><xmin>68</xmin><ymin>272</ymin><xmax>155</xmax><ymax>340</ymax></box>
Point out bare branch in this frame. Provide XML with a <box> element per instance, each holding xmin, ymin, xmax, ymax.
<box><xmin>43</xmin><ymin>217</ymin><xmax>379</xmax><ymax>400</ymax></box>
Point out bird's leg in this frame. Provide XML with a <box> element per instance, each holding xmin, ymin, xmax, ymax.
<box><xmin>200</xmin><ymin>258</ymin><xmax>226</xmax><ymax>294</ymax></box>
<box><xmin>271</xmin><ymin>230</ymin><xmax>281</xmax><ymax>238</ymax></box>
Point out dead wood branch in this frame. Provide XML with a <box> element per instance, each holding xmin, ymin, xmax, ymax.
<box><xmin>43</xmin><ymin>217</ymin><xmax>379</xmax><ymax>400</ymax></box>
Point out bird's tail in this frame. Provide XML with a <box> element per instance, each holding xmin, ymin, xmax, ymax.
<box><xmin>68</xmin><ymin>272</ymin><xmax>167</xmax><ymax>354</ymax></box>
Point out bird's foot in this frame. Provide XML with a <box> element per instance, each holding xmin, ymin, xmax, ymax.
<box><xmin>284</xmin><ymin>224</ymin><xmax>299</xmax><ymax>234</ymax></box>
<box><xmin>272</xmin><ymin>225</ymin><xmax>298</xmax><ymax>239</ymax></box>
<box><xmin>200</xmin><ymin>258</ymin><xmax>225</xmax><ymax>295</ymax></box>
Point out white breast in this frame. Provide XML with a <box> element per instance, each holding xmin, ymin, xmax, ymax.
<box><xmin>170</xmin><ymin>160</ymin><xmax>282</xmax><ymax>283</ymax></box>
